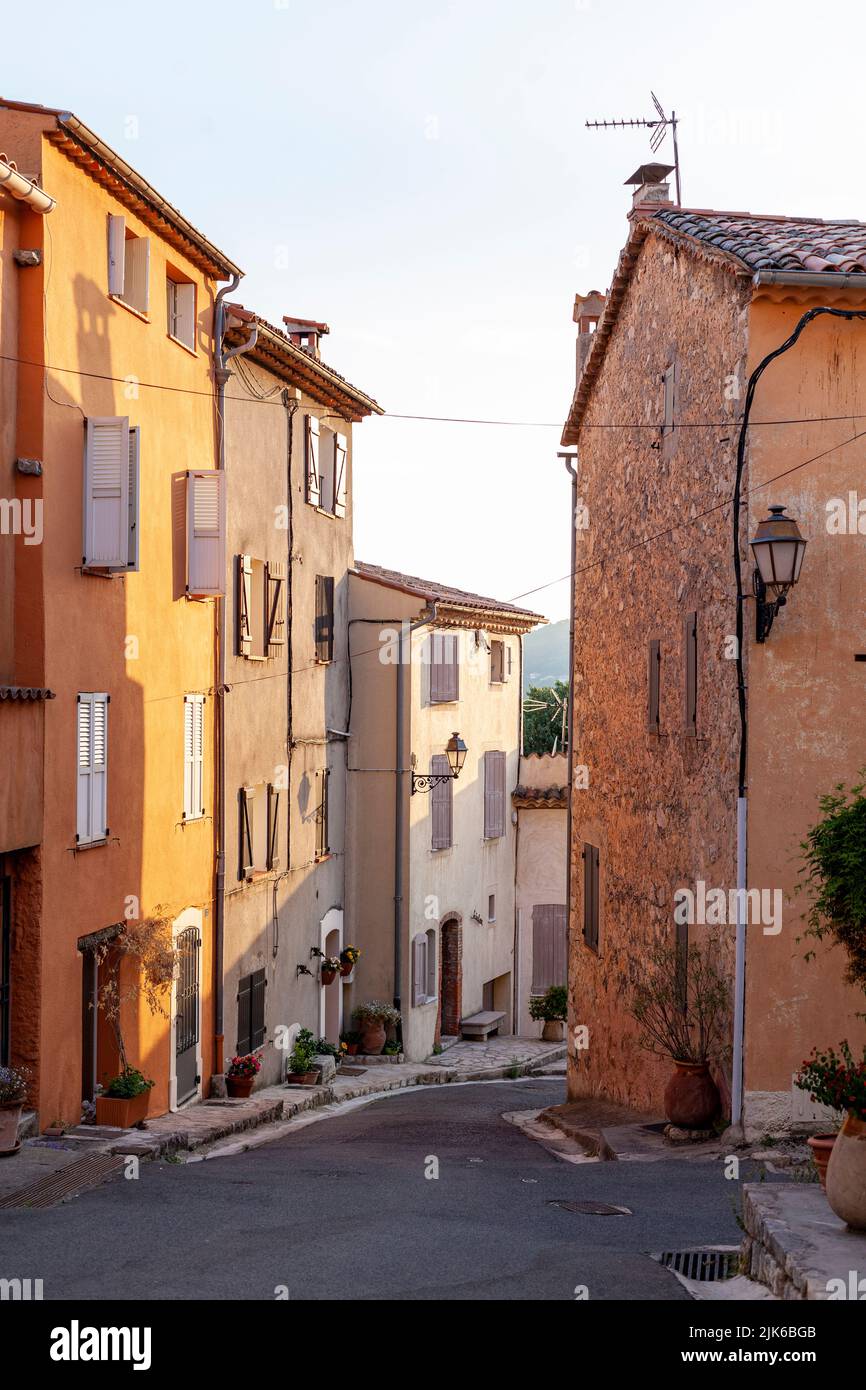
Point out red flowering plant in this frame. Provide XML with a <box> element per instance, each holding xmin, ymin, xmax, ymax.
<box><xmin>226</xmin><ymin>1051</ymin><xmax>263</xmax><ymax>1080</ymax></box>
<box><xmin>795</xmin><ymin>1040</ymin><xmax>866</xmax><ymax>1122</ymax></box>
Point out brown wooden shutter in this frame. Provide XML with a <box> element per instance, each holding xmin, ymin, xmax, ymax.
<box><xmin>236</xmin><ymin>973</ymin><xmax>252</xmax><ymax>1054</ymax></box>
<box><xmin>648</xmin><ymin>639</ymin><xmax>661</xmax><ymax>733</ymax></box>
<box><xmin>504</xmin><ymin>643</ymin><xmax>512</xmax><ymax>681</ymax></box>
<box><xmin>490</xmin><ymin>641</ymin><xmax>503</xmax><ymax>683</ymax></box>
<box><xmin>531</xmin><ymin>905</ymin><xmax>555</xmax><ymax>994</ymax></box>
<box><xmin>315</xmin><ymin>576</ymin><xmax>334</xmax><ymax>662</ymax></box>
<box><xmin>446</xmin><ymin>634</ymin><xmax>459</xmax><ymax>700</ymax></box>
<box><xmin>305</xmin><ymin>415</ymin><xmax>321</xmax><ymax>506</ymax></box>
<box><xmin>430</xmin><ymin>754</ymin><xmax>453</xmax><ymax>850</ymax></box>
<box><xmin>583</xmin><ymin>844</ymin><xmax>599</xmax><ymax>950</ymax></box>
<box><xmin>266</xmin><ymin>784</ymin><xmax>281</xmax><ymax>870</ymax></box>
<box><xmin>250</xmin><ymin>968</ymin><xmax>266</xmax><ymax>1049</ymax></box>
<box><xmin>239</xmin><ymin>788</ymin><xmax>254</xmax><ymax>879</ymax></box>
<box><xmin>334</xmin><ymin>432</ymin><xmax>348</xmax><ymax>518</ymax></box>
<box><xmin>684</xmin><ymin>611</ymin><xmax>698</xmax><ymax>735</ymax></box>
<box><xmin>237</xmin><ymin>555</ymin><xmax>252</xmax><ymax>657</ymax></box>
<box><xmin>265</xmin><ymin>560</ymin><xmax>286</xmax><ymax>657</ymax></box>
<box><xmin>429</xmin><ymin>634</ymin><xmax>441</xmax><ymax>703</ymax></box>
<box><xmin>483</xmin><ymin>752</ymin><xmax>494</xmax><ymax>838</ymax></box>
<box><xmin>483</xmin><ymin>751</ymin><xmax>505</xmax><ymax>838</ymax></box>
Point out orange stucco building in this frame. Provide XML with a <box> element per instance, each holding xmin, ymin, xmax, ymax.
<box><xmin>0</xmin><ymin>99</ymin><xmax>240</xmax><ymax>1126</ymax></box>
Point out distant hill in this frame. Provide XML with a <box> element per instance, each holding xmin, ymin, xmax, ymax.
<box><xmin>523</xmin><ymin>619</ymin><xmax>569</xmax><ymax>691</ymax></box>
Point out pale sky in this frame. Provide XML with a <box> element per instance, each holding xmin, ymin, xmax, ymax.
<box><xmin>5</xmin><ymin>0</ymin><xmax>864</xmax><ymax>621</ymax></box>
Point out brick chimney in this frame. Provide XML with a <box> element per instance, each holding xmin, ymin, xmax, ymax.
<box><xmin>574</xmin><ymin>289</ymin><xmax>606</xmax><ymax>380</ymax></box>
<box><xmin>625</xmin><ymin>162</ymin><xmax>675</xmax><ymax>217</ymax></box>
<box><xmin>283</xmin><ymin>315</ymin><xmax>330</xmax><ymax>359</ymax></box>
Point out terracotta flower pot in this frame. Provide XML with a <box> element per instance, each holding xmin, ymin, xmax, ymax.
<box><xmin>285</xmin><ymin>1071</ymin><xmax>318</xmax><ymax>1085</ymax></box>
<box><xmin>807</xmin><ymin>1132</ymin><xmax>838</xmax><ymax>1189</ymax></box>
<box><xmin>95</xmin><ymin>1089</ymin><xmax>150</xmax><ymax>1129</ymax></box>
<box><xmin>825</xmin><ymin>1112</ymin><xmax>866</xmax><ymax>1230</ymax></box>
<box><xmin>0</xmin><ymin>1100</ymin><xmax>23</xmax><ymax>1154</ymax></box>
<box><xmin>663</xmin><ymin>1060</ymin><xmax>720</xmax><ymax>1130</ymax></box>
<box><xmin>340</xmin><ymin>960</ymin><xmax>354</xmax><ymax>978</ymax></box>
<box><xmin>542</xmin><ymin>1020</ymin><xmax>564</xmax><ymax>1042</ymax></box>
<box><xmin>226</xmin><ymin>1074</ymin><xmax>255</xmax><ymax>1099</ymax></box>
<box><xmin>345</xmin><ymin>1043</ymin><xmax>359</xmax><ymax>1056</ymax></box>
<box><xmin>321</xmin><ymin>968</ymin><xmax>337</xmax><ymax>986</ymax></box>
<box><xmin>360</xmin><ymin>1021</ymin><xmax>386</xmax><ymax>1055</ymax></box>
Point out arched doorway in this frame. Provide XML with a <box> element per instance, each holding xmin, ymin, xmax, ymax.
<box><xmin>319</xmin><ymin>907</ymin><xmax>343</xmax><ymax>1043</ymax></box>
<box><xmin>439</xmin><ymin>917</ymin><xmax>462</xmax><ymax>1038</ymax></box>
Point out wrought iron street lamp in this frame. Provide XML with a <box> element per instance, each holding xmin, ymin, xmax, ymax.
<box><xmin>749</xmin><ymin>505</ymin><xmax>807</xmax><ymax>643</ymax></box>
<box><xmin>411</xmin><ymin>732</ymin><xmax>467</xmax><ymax>795</ymax></box>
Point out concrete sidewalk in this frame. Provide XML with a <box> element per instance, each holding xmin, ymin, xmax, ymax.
<box><xmin>742</xmin><ymin>1183</ymin><xmax>866</xmax><ymax>1299</ymax></box>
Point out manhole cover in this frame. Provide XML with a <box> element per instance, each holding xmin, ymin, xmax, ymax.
<box><xmin>0</xmin><ymin>1153</ymin><xmax>125</xmax><ymax>1209</ymax></box>
<box><xmin>655</xmin><ymin>1248</ymin><xmax>738</xmax><ymax>1282</ymax></box>
<box><xmin>548</xmin><ymin>1199</ymin><xmax>632</xmax><ymax>1216</ymax></box>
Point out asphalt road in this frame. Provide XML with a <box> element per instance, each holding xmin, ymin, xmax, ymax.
<box><xmin>0</xmin><ymin>1079</ymin><xmax>761</xmax><ymax>1301</ymax></box>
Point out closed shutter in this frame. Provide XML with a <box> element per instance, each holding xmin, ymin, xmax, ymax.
<box><xmin>430</xmin><ymin>754</ymin><xmax>453</xmax><ymax>850</ymax></box>
<box><xmin>316</xmin><ymin>768</ymin><xmax>330</xmax><ymax>858</ymax></box>
<box><xmin>305</xmin><ymin>416</ymin><xmax>321</xmax><ymax>507</ymax></box>
<box><xmin>237</xmin><ymin>555</ymin><xmax>252</xmax><ymax>655</ymax></box>
<box><xmin>315</xmin><ymin>575</ymin><xmax>334</xmax><ymax>662</ymax></box>
<box><xmin>490</xmin><ymin>641</ymin><xmax>503</xmax><ymax>683</ymax></box>
<box><xmin>77</xmin><ymin>693</ymin><xmax>109</xmax><ymax>845</ymax></box>
<box><xmin>184</xmin><ymin>695</ymin><xmax>204</xmax><ymax>820</ymax></box>
<box><xmin>445</xmin><ymin>634</ymin><xmax>459</xmax><ymax>700</ymax></box>
<box><xmin>123</xmin><ymin>235</ymin><xmax>150</xmax><ymax>314</ymax></box>
<box><xmin>250</xmin><ymin>968</ymin><xmax>266</xmax><ymax>1049</ymax></box>
<box><xmin>108</xmin><ymin>215</ymin><xmax>126</xmax><ymax>296</ymax></box>
<box><xmin>583</xmin><ymin>844</ymin><xmax>600</xmax><ymax>950</ymax></box>
<box><xmin>648</xmin><ymin>639</ymin><xmax>661</xmax><ymax>733</ymax></box>
<box><xmin>685</xmin><ymin>612</ymin><xmax>698</xmax><ymax>734</ymax></box>
<box><xmin>186</xmin><ymin>471</ymin><xmax>225</xmax><ymax>596</ymax></box>
<box><xmin>431</xmin><ymin>633</ymin><xmax>458</xmax><ymax>702</ymax></box>
<box><xmin>236</xmin><ymin>973</ymin><xmax>252</xmax><ymax>1055</ymax></box>
<box><xmin>412</xmin><ymin>935</ymin><xmax>428</xmax><ymax>1006</ymax></box>
<box><xmin>83</xmin><ymin>417</ymin><xmax>130</xmax><ymax>569</ymax></box>
<box><xmin>266</xmin><ymin>783</ymin><xmax>281</xmax><ymax>870</ymax></box>
<box><xmin>334</xmin><ymin>432</ymin><xmax>348</xmax><ymax>518</ymax></box>
<box><xmin>265</xmin><ymin>560</ymin><xmax>286</xmax><ymax>657</ymax></box>
<box><xmin>531</xmin><ymin>904</ymin><xmax>568</xmax><ymax>994</ymax></box>
<box><xmin>239</xmin><ymin>787</ymin><xmax>255</xmax><ymax>879</ymax></box>
<box><xmin>173</xmin><ymin>281</ymin><xmax>195</xmax><ymax>349</ymax></box>
<box><xmin>484</xmin><ymin>751</ymin><xmax>505</xmax><ymax>838</ymax></box>
<box><xmin>127</xmin><ymin>426</ymin><xmax>140</xmax><ymax>572</ymax></box>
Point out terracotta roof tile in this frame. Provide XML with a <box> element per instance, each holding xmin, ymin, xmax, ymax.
<box><xmin>353</xmin><ymin>561</ymin><xmax>546</xmax><ymax>626</ymax></box>
<box><xmin>512</xmin><ymin>784</ymin><xmax>568</xmax><ymax>808</ymax></box>
<box><xmin>655</xmin><ymin>209</ymin><xmax>866</xmax><ymax>276</ymax></box>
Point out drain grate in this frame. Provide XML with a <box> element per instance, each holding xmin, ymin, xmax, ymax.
<box><xmin>548</xmin><ymin>1199</ymin><xmax>632</xmax><ymax>1216</ymax></box>
<box><xmin>656</xmin><ymin>1248</ymin><xmax>738</xmax><ymax>1282</ymax></box>
<box><xmin>0</xmin><ymin>1153</ymin><xmax>125</xmax><ymax>1210</ymax></box>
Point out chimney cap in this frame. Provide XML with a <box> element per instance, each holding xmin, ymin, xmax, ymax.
<box><xmin>625</xmin><ymin>162</ymin><xmax>674</xmax><ymax>187</ymax></box>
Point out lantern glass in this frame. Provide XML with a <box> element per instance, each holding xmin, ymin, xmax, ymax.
<box><xmin>750</xmin><ymin>506</ymin><xmax>807</xmax><ymax>598</ymax></box>
<box><xmin>446</xmin><ymin>732</ymin><xmax>467</xmax><ymax>777</ymax></box>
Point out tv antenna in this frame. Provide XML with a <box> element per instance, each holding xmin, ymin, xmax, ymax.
<box><xmin>586</xmin><ymin>91</ymin><xmax>681</xmax><ymax>205</ymax></box>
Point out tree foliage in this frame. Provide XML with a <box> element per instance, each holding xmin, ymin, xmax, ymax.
<box><xmin>799</xmin><ymin>776</ymin><xmax>866</xmax><ymax>996</ymax></box>
<box><xmin>523</xmin><ymin>681</ymin><xmax>568</xmax><ymax>756</ymax></box>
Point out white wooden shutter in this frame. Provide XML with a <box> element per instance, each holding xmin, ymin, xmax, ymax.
<box><xmin>237</xmin><ymin>555</ymin><xmax>252</xmax><ymax>655</ymax></box>
<box><xmin>83</xmin><ymin>417</ymin><xmax>129</xmax><ymax>569</ymax></box>
<box><xmin>175</xmin><ymin>281</ymin><xmax>195</xmax><ymax>349</ymax></box>
<box><xmin>123</xmin><ymin>235</ymin><xmax>150</xmax><ymax>314</ymax></box>
<box><xmin>186</xmin><ymin>471</ymin><xmax>225</xmax><ymax>596</ymax></box>
<box><xmin>184</xmin><ymin>695</ymin><xmax>204</xmax><ymax>819</ymax></box>
<box><xmin>334</xmin><ymin>432</ymin><xmax>348</xmax><ymax>518</ymax></box>
<box><xmin>412</xmin><ymin>935</ymin><xmax>427</xmax><ymax>1006</ymax></box>
<box><xmin>108</xmin><ymin>215</ymin><xmax>126</xmax><ymax>296</ymax></box>
<box><xmin>127</xmin><ymin>426</ymin><xmax>140</xmax><ymax>572</ymax></box>
<box><xmin>76</xmin><ymin>695</ymin><xmax>92</xmax><ymax>843</ymax></box>
<box><xmin>77</xmin><ymin>693</ymin><xmax>109</xmax><ymax>845</ymax></box>
<box><xmin>305</xmin><ymin>416</ymin><xmax>321</xmax><ymax>507</ymax></box>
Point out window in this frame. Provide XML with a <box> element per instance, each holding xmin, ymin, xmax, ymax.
<box><xmin>412</xmin><ymin>929</ymin><xmax>437</xmax><ymax>1006</ymax></box>
<box><xmin>305</xmin><ymin>416</ymin><xmax>348</xmax><ymax>517</ymax></box>
<box><xmin>166</xmin><ymin>270</ymin><xmax>196</xmax><ymax>351</ymax></box>
<box><xmin>315</xmin><ymin>768</ymin><xmax>330</xmax><ymax>860</ymax></box>
<box><xmin>237</xmin><ymin>968</ymin><xmax>266</xmax><ymax>1054</ymax></box>
<box><xmin>684</xmin><ymin>611</ymin><xmax>698</xmax><ymax>735</ymax></box>
<box><xmin>108</xmin><ymin>215</ymin><xmax>150</xmax><ymax>315</ymax></box>
<box><xmin>648</xmin><ymin>638</ymin><xmax>661</xmax><ymax>733</ymax></box>
<box><xmin>430</xmin><ymin>754</ymin><xmax>453</xmax><ymax>850</ymax></box>
<box><xmin>183</xmin><ymin>695</ymin><xmax>205</xmax><ymax>821</ymax></box>
<box><xmin>315</xmin><ymin>575</ymin><xmax>335</xmax><ymax>662</ymax></box>
<box><xmin>186</xmin><ymin>471</ymin><xmax>225</xmax><ymax>597</ymax></box>
<box><xmin>82</xmin><ymin>417</ymin><xmax>140</xmax><ymax>572</ymax></box>
<box><xmin>488</xmin><ymin>893</ymin><xmax>496</xmax><ymax>923</ymax></box>
<box><xmin>531</xmin><ymin>904</ymin><xmax>567</xmax><ymax>993</ymax></box>
<box><xmin>483</xmin><ymin>750</ymin><xmax>506</xmax><ymax>839</ymax></box>
<box><xmin>583</xmin><ymin>843</ymin><xmax>600</xmax><ymax>951</ymax></box>
<box><xmin>490</xmin><ymin>640</ymin><xmax>512</xmax><ymax>684</ymax></box>
<box><xmin>238</xmin><ymin>782</ymin><xmax>281</xmax><ymax>879</ymax></box>
<box><xmin>430</xmin><ymin>632</ymin><xmax>459</xmax><ymax>703</ymax></box>
<box><xmin>77</xmin><ymin>693</ymin><xmax>109</xmax><ymax>846</ymax></box>
<box><xmin>237</xmin><ymin>557</ymin><xmax>286</xmax><ymax>659</ymax></box>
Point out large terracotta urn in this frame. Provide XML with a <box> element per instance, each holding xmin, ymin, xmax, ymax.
<box><xmin>360</xmin><ymin>1021</ymin><xmax>386</xmax><ymax>1055</ymax></box>
<box><xmin>664</xmin><ymin>1060</ymin><xmax>720</xmax><ymax>1129</ymax></box>
<box><xmin>825</xmin><ymin>1112</ymin><xmax>866</xmax><ymax>1230</ymax></box>
<box><xmin>0</xmin><ymin>1100</ymin><xmax>23</xmax><ymax>1155</ymax></box>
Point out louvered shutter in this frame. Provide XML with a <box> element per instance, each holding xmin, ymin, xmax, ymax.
<box><xmin>504</xmin><ymin>644</ymin><xmax>512</xmax><ymax>681</ymax></box>
<box><xmin>77</xmin><ymin>695</ymin><xmax>93</xmax><ymax>843</ymax></box>
<box><xmin>446</xmin><ymin>634</ymin><xmax>459</xmax><ymax>701</ymax></box>
<box><xmin>531</xmin><ymin>905</ymin><xmax>555</xmax><ymax>994</ymax></box>
<box><xmin>250</xmin><ymin>969</ymin><xmax>266</xmax><ymax>1048</ymax></box>
<box><xmin>266</xmin><ymin>784</ymin><xmax>281</xmax><ymax>870</ymax></box>
<box><xmin>334</xmin><ymin>433</ymin><xmax>348</xmax><ymax>518</ymax></box>
<box><xmin>123</xmin><ymin>235</ymin><xmax>150</xmax><ymax>314</ymax></box>
<box><xmin>175</xmin><ymin>281</ymin><xmax>195</xmax><ymax>349</ymax></box>
<box><xmin>237</xmin><ymin>555</ymin><xmax>252</xmax><ymax>656</ymax></box>
<box><xmin>184</xmin><ymin>695</ymin><xmax>204</xmax><ymax>820</ymax></box>
<box><xmin>127</xmin><ymin>427</ymin><xmax>140</xmax><ymax>572</ymax></box>
<box><xmin>83</xmin><ymin>417</ymin><xmax>129</xmax><ymax>569</ymax></box>
<box><xmin>484</xmin><ymin>751</ymin><xmax>505</xmax><ymax>838</ymax></box>
<box><xmin>239</xmin><ymin>788</ymin><xmax>255</xmax><ymax>879</ymax></box>
<box><xmin>685</xmin><ymin>612</ymin><xmax>698</xmax><ymax>734</ymax></box>
<box><xmin>583</xmin><ymin>845</ymin><xmax>599</xmax><ymax>950</ymax></box>
<box><xmin>77</xmin><ymin>693</ymin><xmax>109</xmax><ymax>845</ymax></box>
<box><xmin>236</xmin><ymin>974</ymin><xmax>252</xmax><ymax>1055</ymax></box>
<box><xmin>108</xmin><ymin>215</ymin><xmax>125</xmax><ymax>296</ymax></box>
<box><xmin>265</xmin><ymin>560</ymin><xmax>286</xmax><ymax>657</ymax></box>
<box><xmin>429</xmin><ymin>635</ymin><xmax>441</xmax><ymax>703</ymax></box>
<box><xmin>305</xmin><ymin>416</ymin><xmax>321</xmax><ymax>506</ymax></box>
<box><xmin>648</xmin><ymin>639</ymin><xmax>661</xmax><ymax>733</ymax></box>
<box><xmin>431</xmin><ymin>633</ymin><xmax>458</xmax><ymax>702</ymax></box>
<box><xmin>430</xmin><ymin>754</ymin><xmax>452</xmax><ymax>850</ymax></box>
<box><xmin>186</xmin><ymin>471</ymin><xmax>225</xmax><ymax>596</ymax></box>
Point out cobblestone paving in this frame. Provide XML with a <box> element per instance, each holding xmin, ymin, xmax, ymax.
<box><xmin>425</xmin><ymin>1037</ymin><xmax>562</xmax><ymax>1073</ymax></box>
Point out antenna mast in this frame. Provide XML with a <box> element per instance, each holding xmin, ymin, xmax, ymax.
<box><xmin>586</xmin><ymin>91</ymin><xmax>681</xmax><ymax>206</ymax></box>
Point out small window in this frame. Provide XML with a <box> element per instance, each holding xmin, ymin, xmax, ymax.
<box><xmin>183</xmin><ymin>694</ymin><xmax>205</xmax><ymax>821</ymax></box>
<box><xmin>238</xmin><ymin>782</ymin><xmax>280</xmax><ymax>878</ymax></box>
<box><xmin>412</xmin><ymin>929</ymin><xmax>437</xmax><ymax>1006</ymax></box>
<box><xmin>490</xmin><ymin>641</ymin><xmax>511</xmax><ymax>684</ymax></box>
<box><xmin>583</xmin><ymin>843</ymin><xmax>600</xmax><ymax>951</ymax></box>
<box><xmin>237</xmin><ymin>556</ymin><xmax>286</xmax><ymax>659</ymax></box>
<box><xmin>483</xmin><ymin>750</ymin><xmax>506</xmax><ymax>839</ymax></box>
<box><xmin>684</xmin><ymin>611</ymin><xmax>698</xmax><ymax>735</ymax></box>
<box><xmin>167</xmin><ymin>270</ymin><xmax>196</xmax><ymax>351</ymax></box>
<box><xmin>648</xmin><ymin>639</ymin><xmax>661</xmax><ymax>733</ymax></box>
<box><xmin>487</xmin><ymin>893</ymin><xmax>496</xmax><ymax>923</ymax></box>
<box><xmin>108</xmin><ymin>215</ymin><xmax>150</xmax><ymax>315</ymax></box>
<box><xmin>430</xmin><ymin>632</ymin><xmax>459</xmax><ymax>703</ymax></box>
<box><xmin>315</xmin><ymin>576</ymin><xmax>335</xmax><ymax>662</ymax></box>
<box><xmin>77</xmin><ymin>693</ymin><xmax>109</xmax><ymax>846</ymax></box>
<box><xmin>315</xmin><ymin>768</ymin><xmax>330</xmax><ymax>860</ymax></box>
<box><xmin>237</xmin><ymin>968</ymin><xmax>266</xmax><ymax>1054</ymax></box>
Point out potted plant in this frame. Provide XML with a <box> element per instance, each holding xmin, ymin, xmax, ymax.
<box><xmin>352</xmin><ymin>1001</ymin><xmax>401</xmax><ymax>1055</ymax></box>
<box><xmin>285</xmin><ymin>1028</ymin><xmax>319</xmax><ymax>1085</ymax></box>
<box><xmin>340</xmin><ymin>945</ymin><xmax>361</xmax><ymax>978</ymax></box>
<box><xmin>320</xmin><ymin>956</ymin><xmax>341</xmax><ymax>986</ymax></box>
<box><xmin>340</xmin><ymin>1030</ymin><xmax>362</xmax><ymax>1056</ymax></box>
<box><xmin>795</xmin><ymin>1048</ymin><xmax>845</xmax><ymax>1187</ymax></box>
<box><xmin>529</xmin><ymin>984</ymin><xmax>568</xmax><ymax>1042</ymax></box>
<box><xmin>226</xmin><ymin>1051</ymin><xmax>262</xmax><ymax>1099</ymax></box>
<box><xmin>95</xmin><ymin>1067</ymin><xmax>155</xmax><ymax>1128</ymax></box>
<box><xmin>797</xmin><ymin>1042</ymin><xmax>866</xmax><ymax>1225</ymax></box>
<box><xmin>0</xmin><ymin>1065</ymin><xmax>30</xmax><ymax>1156</ymax></box>
<box><xmin>629</xmin><ymin>935</ymin><xmax>731</xmax><ymax>1130</ymax></box>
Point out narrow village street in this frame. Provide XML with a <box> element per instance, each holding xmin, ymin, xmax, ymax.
<box><xmin>0</xmin><ymin>1078</ymin><xmax>765</xmax><ymax>1302</ymax></box>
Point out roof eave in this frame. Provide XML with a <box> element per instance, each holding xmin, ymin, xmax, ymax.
<box><xmin>239</xmin><ymin>318</ymin><xmax>383</xmax><ymax>420</ymax></box>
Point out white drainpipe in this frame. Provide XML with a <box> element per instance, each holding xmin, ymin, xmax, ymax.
<box><xmin>0</xmin><ymin>157</ymin><xmax>56</xmax><ymax>213</ymax></box>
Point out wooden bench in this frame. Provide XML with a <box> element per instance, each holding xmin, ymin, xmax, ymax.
<box><xmin>460</xmin><ymin>1010</ymin><xmax>506</xmax><ymax>1041</ymax></box>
